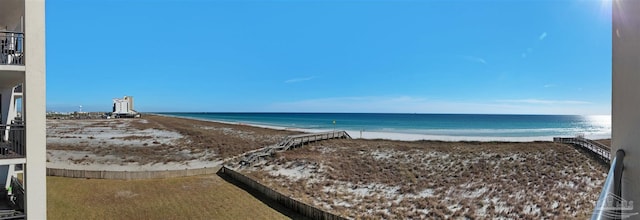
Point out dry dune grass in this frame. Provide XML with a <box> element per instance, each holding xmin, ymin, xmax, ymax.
<box><xmin>245</xmin><ymin>139</ymin><xmax>607</xmax><ymax>219</ymax></box>
<box><xmin>141</xmin><ymin>115</ymin><xmax>302</xmax><ymax>159</ymax></box>
<box><xmin>595</xmin><ymin>139</ymin><xmax>611</xmax><ymax>148</ymax></box>
<box><xmin>47</xmin><ymin>115</ymin><xmax>608</xmax><ymax>219</ymax></box>
<box><xmin>47</xmin><ymin>115</ymin><xmax>301</xmax><ymax>165</ymax></box>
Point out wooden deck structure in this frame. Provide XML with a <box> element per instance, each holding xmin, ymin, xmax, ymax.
<box><xmin>554</xmin><ymin>137</ymin><xmax>610</xmax><ymax>164</ymax></box>
<box><xmin>240</xmin><ymin>131</ymin><xmax>351</xmax><ymax>166</ymax></box>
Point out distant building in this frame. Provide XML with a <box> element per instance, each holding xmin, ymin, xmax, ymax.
<box><xmin>112</xmin><ymin>96</ymin><xmax>140</xmax><ymax>118</ymax></box>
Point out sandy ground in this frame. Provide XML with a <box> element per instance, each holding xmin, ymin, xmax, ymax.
<box><xmin>47</xmin><ymin>114</ymin><xmax>609</xmax><ymax>218</ymax></box>
<box><xmin>242</xmin><ymin>139</ymin><xmax>608</xmax><ymax>219</ymax></box>
<box><xmin>46</xmin><ymin>115</ymin><xmax>299</xmax><ymax>171</ymax></box>
<box><xmin>47</xmin><ymin>118</ymin><xmax>218</xmax><ymax>171</ymax></box>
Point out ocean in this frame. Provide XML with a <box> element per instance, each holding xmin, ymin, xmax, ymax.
<box><xmin>156</xmin><ymin>113</ymin><xmax>611</xmax><ymax>141</ymax></box>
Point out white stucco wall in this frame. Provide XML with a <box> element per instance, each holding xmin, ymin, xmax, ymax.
<box><xmin>23</xmin><ymin>0</ymin><xmax>46</xmax><ymax>219</ymax></box>
<box><xmin>0</xmin><ymin>0</ymin><xmax>24</xmax><ymax>32</ymax></box>
<box><xmin>613</xmin><ymin>0</ymin><xmax>640</xmax><ymax>218</ymax></box>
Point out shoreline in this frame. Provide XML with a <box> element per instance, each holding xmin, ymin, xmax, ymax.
<box><xmin>150</xmin><ymin>113</ymin><xmax>611</xmax><ymax>142</ymax></box>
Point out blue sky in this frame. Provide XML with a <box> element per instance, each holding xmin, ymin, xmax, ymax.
<box><xmin>46</xmin><ymin>0</ymin><xmax>612</xmax><ymax>114</ymax></box>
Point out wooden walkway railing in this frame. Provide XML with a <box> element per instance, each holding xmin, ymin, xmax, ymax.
<box><xmin>554</xmin><ymin>137</ymin><xmax>610</xmax><ymax>164</ymax></box>
<box><xmin>241</xmin><ymin>131</ymin><xmax>351</xmax><ymax>165</ymax></box>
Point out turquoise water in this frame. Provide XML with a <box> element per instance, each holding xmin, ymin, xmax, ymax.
<box><xmin>156</xmin><ymin>113</ymin><xmax>611</xmax><ymax>139</ymax></box>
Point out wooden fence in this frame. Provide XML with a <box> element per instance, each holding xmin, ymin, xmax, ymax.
<box><xmin>219</xmin><ymin>166</ymin><xmax>345</xmax><ymax>220</ymax></box>
<box><xmin>46</xmin><ymin>167</ymin><xmax>219</xmax><ymax>180</ymax></box>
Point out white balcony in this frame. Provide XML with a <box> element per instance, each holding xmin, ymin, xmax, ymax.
<box><xmin>0</xmin><ymin>0</ymin><xmax>25</xmax><ymax>70</ymax></box>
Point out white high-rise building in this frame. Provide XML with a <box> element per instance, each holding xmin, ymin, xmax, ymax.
<box><xmin>0</xmin><ymin>0</ymin><xmax>46</xmax><ymax>219</ymax></box>
<box><xmin>113</xmin><ymin>96</ymin><xmax>139</xmax><ymax>118</ymax></box>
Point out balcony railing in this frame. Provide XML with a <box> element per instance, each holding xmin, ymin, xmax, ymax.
<box><xmin>592</xmin><ymin>150</ymin><xmax>626</xmax><ymax>220</ymax></box>
<box><xmin>0</xmin><ymin>125</ymin><xmax>25</xmax><ymax>159</ymax></box>
<box><xmin>0</xmin><ymin>31</ymin><xmax>24</xmax><ymax>65</ymax></box>
<box><xmin>13</xmin><ymin>85</ymin><xmax>21</xmax><ymax>93</ymax></box>
<box><xmin>9</xmin><ymin>176</ymin><xmax>24</xmax><ymax>212</ymax></box>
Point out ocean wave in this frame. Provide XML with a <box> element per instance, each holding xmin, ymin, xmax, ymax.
<box><xmin>367</xmin><ymin>127</ymin><xmax>611</xmax><ymax>137</ymax></box>
<box><xmin>161</xmin><ymin>113</ymin><xmax>611</xmax><ymax>139</ymax></box>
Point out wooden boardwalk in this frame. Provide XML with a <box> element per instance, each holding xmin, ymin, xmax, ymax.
<box><xmin>240</xmin><ymin>131</ymin><xmax>352</xmax><ymax>166</ymax></box>
<box><xmin>554</xmin><ymin>137</ymin><xmax>610</xmax><ymax>164</ymax></box>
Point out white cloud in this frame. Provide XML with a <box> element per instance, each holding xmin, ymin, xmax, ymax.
<box><xmin>284</xmin><ymin>76</ymin><xmax>315</xmax><ymax>83</ymax></box>
<box><xmin>539</xmin><ymin>32</ymin><xmax>547</xmax><ymax>40</ymax></box>
<box><xmin>266</xmin><ymin>96</ymin><xmax>606</xmax><ymax>115</ymax></box>
<box><xmin>521</xmin><ymin>33</ymin><xmax>545</xmax><ymax>58</ymax></box>
<box><xmin>269</xmin><ymin>96</ymin><xmax>427</xmax><ymax>113</ymax></box>
<box><xmin>463</xmin><ymin>56</ymin><xmax>487</xmax><ymax>65</ymax></box>
<box><xmin>498</xmin><ymin>99</ymin><xmax>591</xmax><ymax>105</ymax></box>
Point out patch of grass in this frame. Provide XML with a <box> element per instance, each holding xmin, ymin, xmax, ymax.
<box><xmin>47</xmin><ymin>175</ymin><xmax>290</xmax><ymax>220</ymax></box>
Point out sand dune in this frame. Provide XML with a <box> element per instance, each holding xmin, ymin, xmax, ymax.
<box><xmin>46</xmin><ymin>115</ymin><xmax>299</xmax><ymax>171</ymax></box>
<box><xmin>242</xmin><ymin>139</ymin><xmax>607</xmax><ymax>219</ymax></box>
<box><xmin>47</xmin><ymin>114</ymin><xmax>607</xmax><ymax>218</ymax></box>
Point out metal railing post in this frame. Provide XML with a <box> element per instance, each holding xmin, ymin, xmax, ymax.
<box><xmin>613</xmin><ymin>150</ymin><xmax>625</xmax><ymax>220</ymax></box>
<box><xmin>592</xmin><ymin>149</ymin><xmax>626</xmax><ymax>220</ymax></box>
<box><xmin>0</xmin><ymin>31</ymin><xmax>25</xmax><ymax>65</ymax></box>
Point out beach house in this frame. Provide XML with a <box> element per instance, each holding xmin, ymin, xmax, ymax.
<box><xmin>0</xmin><ymin>0</ymin><xmax>47</xmax><ymax>218</ymax></box>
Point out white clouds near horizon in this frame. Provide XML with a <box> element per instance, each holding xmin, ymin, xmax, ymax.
<box><xmin>268</xmin><ymin>96</ymin><xmax>606</xmax><ymax>115</ymax></box>
<box><xmin>497</xmin><ymin>99</ymin><xmax>591</xmax><ymax>105</ymax></box>
<box><xmin>284</xmin><ymin>76</ymin><xmax>315</xmax><ymax>83</ymax></box>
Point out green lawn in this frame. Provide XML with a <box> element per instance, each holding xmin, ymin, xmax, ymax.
<box><xmin>47</xmin><ymin>175</ymin><xmax>291</xmax><ymax>220</ymax></box>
